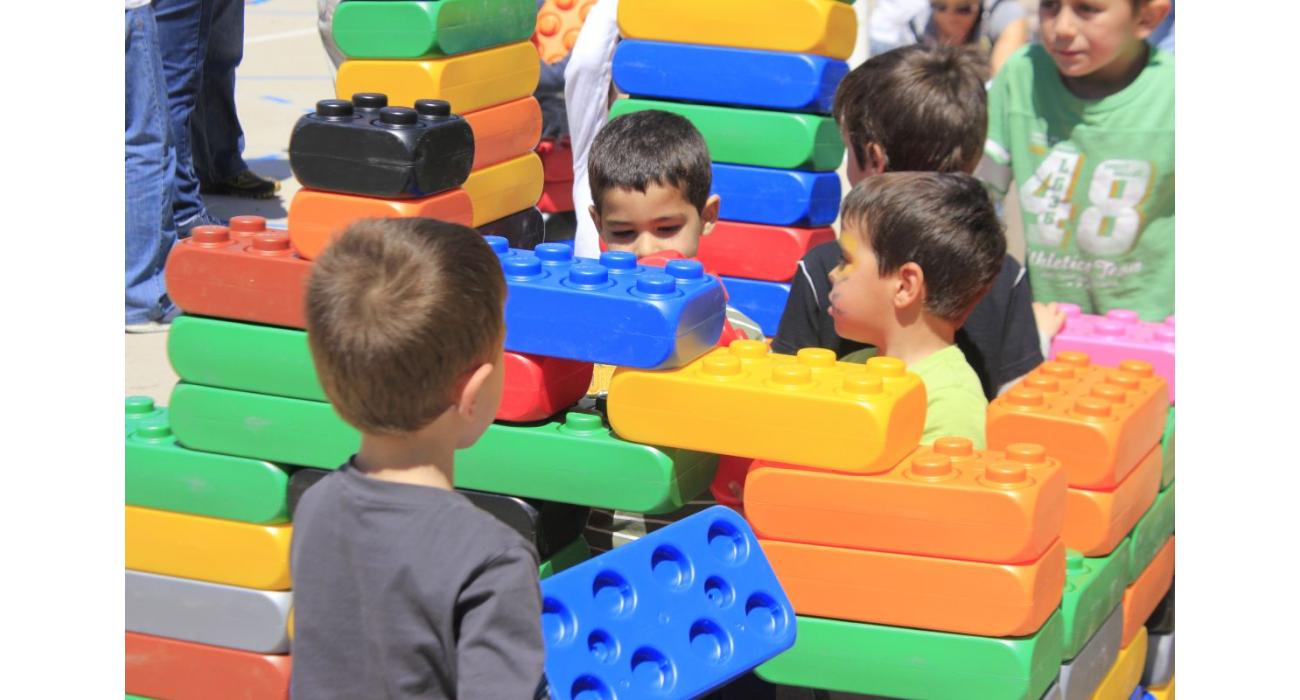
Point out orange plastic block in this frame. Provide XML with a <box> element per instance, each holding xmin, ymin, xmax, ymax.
<box><xmin>760</xmin><ymin>538</ymin><xmax>1066</xmax><ymax>637</ymax></box>
<box><xmin>165</xmin><ymin>220</ymin><xmax>312</xmax><ymax>329</ymax></box>
<box><xmin>1064</xmin><ymin>443</ymin><xmax>1162</xmax><ymax>556</ymax></box>
<box><xmin>533</xmin><ymin>0</ymin><xmax>598</xmax><ymax>64</ymax></box>
<box><xmin>126</xmin><ymin>632</ymin><xmax>291</xmax><ymax>700</ymax></box>
<box><xmin>463</xmin><ymin>96</ymin><xmax>542</xmax><ymax>171</ymax></box>
<box><xmin>1122</xmin><ymin>537</ymin><xmax>1174</xmax><ymax>646</ymax></box>
<box><xmin>987</xmin><ymin>353</ymin><xmax>1169</xmax><ymax>490</ymax></box>
<box><xmin>287</xmin><ymin>187</ymin><xmax>473</xmax><ymax>260</ymax></box>
<box><xmin>463</xmin><ymin>152</ymin><xmax>543</xmax><ymax>225</ymax></box>
<box><xmin>335</xmin><ymin>41</ymin><xmax>541</xmax><ymax>113</ymax></box>
<box><xmin>746</xmin><ymin>438</ymin><xmax>1067</xmax><ymax>564</ymax></box>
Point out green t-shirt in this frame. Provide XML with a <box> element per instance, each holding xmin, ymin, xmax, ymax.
<box><xmin>843</xmin><ymin>344</ymin><xmax>988</xmax><ymax>448</ymax></box>
<box><xmin>981</xmin><ymin>45</ymin><xmax>1174</xmax><ymax>321</ymax></box>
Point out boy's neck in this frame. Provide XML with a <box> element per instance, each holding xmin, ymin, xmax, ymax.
<box><xmin>1062</xmin><ymin>41</ymin><xmax>1150</xmax><ymax>100</ymax></box>
<box><xmin>876</xmin><ymin>314</ymin><xmax>956</xmax><ymax>369</ymax></box>
<box><xmin>354</xmin><ymin>426</ymin><xmax>456</xmax><ymax>491</ymax></box>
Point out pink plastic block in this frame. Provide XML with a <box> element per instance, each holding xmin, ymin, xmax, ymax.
<box><xmin>1050</xmin><ymin>305</ymin><xmax>1175</xmax><ymax>403</ymax></box>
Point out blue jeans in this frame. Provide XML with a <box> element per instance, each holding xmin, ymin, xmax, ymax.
<box><xmin>125</xmin><ymin>5</ymin><xmax>179</xmax><ymax>324</ymax></box>
<box><xmin>191</xmin><ymin>0</ymin><xmax>250</xmax><ymax>184</ymax></box>
<box><xmin>154</xmin><ymin>0</ymin><xmax>213</xmax><ymax>231</ymax></box>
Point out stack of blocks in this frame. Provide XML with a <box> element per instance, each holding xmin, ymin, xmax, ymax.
<box><xmin>609</xmin><ymin>0</ymin><xmax>854</xmax><ymax>335</ymax></box>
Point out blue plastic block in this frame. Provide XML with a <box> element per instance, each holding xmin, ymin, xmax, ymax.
<box><xmin>540</xmin><ymin>505</ymin><xmax>795</xmax><ymax>700</ymax></box>
<box><xmin>711</xmin><ymin>164</ymin><xmax>841</xmax><ymax>227</ymax></box>
<box><xmin>612</xmin><ymin>40</ymin><xmax>848</xmax><ymax>114</ymax></box>
<box><xmin>1128</xmin><ymin>688</ymin><xmax>1154</xmax><ymax>700</ymax></box>
<box><xmin>722</xmin><ymin>277</ymin><xmax>791</xmax><ymax>337</ymax></box>
<box><xmin>487</xmin><ymin>239</ymin><xmax>727</xmax><ymax>369</ymax></box>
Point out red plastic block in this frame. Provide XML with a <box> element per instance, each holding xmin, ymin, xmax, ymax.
<box><xmin>1052</xmin><ymin>305</ymin><xmax>1175</xmax><ymax>403</ymax></box>
<box><xmin>126</xmin><ymin>632</ymin><xmax>291</xmax><ymax>700</ymax></box>
<box><xmin>287</xmin><ymin>187</ymin><xmax>474</xmax><ymax>260</ymax></box>
<box><xmin>537</xmin><ymin>136</ymin><xmax>574</xmax><ymax>182</ymax></box>
<box><xmin>500</xmin><ymin>352</ymin><xmax>593</xmax><ymax>422</ymax></box>
<box><xmin>760</xmin><ymin>538</ymin><xmax>1066</xmax><ymax>637</ymax></box>
<box><xmin>532</xmin><ymin>0</ymin><xmax>598</xmax><ymax>64</ymax></box>
<box><xmin>986</xmin><ymin>353</ymin><xmax>1169</xmax><ymax>490</ymax></box>
<box><xmin>165</xmin><ymin>221</ymin><xmax>312</xmax><ymax>329</ymax></box>
<box><xmin>747</xmin><ymin>438</ymin><xmax>1067</xmax><ymax>564</ymax></box>
<box><xmin>696</xmin><ymin>221</ymin><xmax>836</xmax><ymax>282</ymax></box>
<box><xmin>1063</xmin><ymin>443</ymin><xmax>1162</xmax><ymax>557</ymax></box>
<box><xmin>464</xmin><ymin>96</ymin><xmax>542</xmax><ymax>171</ymax></box>
<box><xmin>709</xmin><ymin>454</ymin><xmax>754</xmax><ymax>507</ymax></box>
<box><xmin>1122</xmin><ymin>536</ymin><xmax>1174</xmax><ymax>646</ymax></box>
<box><xmin>538</xmin><ymin>178</ymin><xmax>574</xmax><ymax>213</ymax></box>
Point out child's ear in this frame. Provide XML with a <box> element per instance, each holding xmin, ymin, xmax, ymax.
<box><xmin>454</xmin><ymin>361</ymin><xmax>496</xmax><ymax>421</ymax></box>
<box><xmin>1134</xmin><ymin>0</ymin><xmax>1171</xmax><ymax>38</ymax></box>
<box><xmin>894</xmin><ymin>262</ymin><xmax>925</xmax><ymax>309</ymax></box>
<box><xmin>700</xmin><ymin>194</ymin><xmax>722</xmax><ymax>236</ymax></box>
<box><xmin>864</xmin><ymin>143</ymin><xmax>888</xmax><ymax>177</ymax></box>
<box><xmin>588</xmin><ymin>204</ymin><xmax>602</xmax><ymax>234</ymax></box>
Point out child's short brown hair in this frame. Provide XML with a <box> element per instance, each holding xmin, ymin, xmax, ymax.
<box><xmin>840</xmin><ymin>172</ymin><xmax>1005</xmax><ymax>322</ymax></box>
<box><xmin>305</xmin><ymin>218</ymin><xmax>506</xmax><ymax>435</ymax></box>
<box><xmin>587</xmin><ymin>110</ymin><xmax>712</xmax><ymax>213</ymax></box>
<box><xmin>832</xmin><ymin>44</ymin><xmax>989</xmax><ymax>174</ymax></box>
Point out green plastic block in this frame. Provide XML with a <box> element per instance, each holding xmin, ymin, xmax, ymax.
<box><xmin>126</xmin><ymin>395</ymin><xmax>167</xmax><ymax>434</ymax></box>
<box><xmin>168</xmin><ymin>384</ymin><xmax>716</xmax><ymax>512</ymax></box>
<box><xmin>1161</xmin><ymin>406</ymin><xmax>1174</xmax><ymax>487</ymax></box>
<box><xmin>1060</xmin><ymin>547</ymin><xmax>1129</xmax><ymax>660</ymax></box>
<box><xmin>538</xmin><ymin>536</ymin><xmax>590</xmax><ymax>579</ymax></box>
<box><xmin>756</xmin><ymin>612</ymin><xmax>1063</xmax><ymax>700</ymax></box>
<box><xmin>168</xmin><ymin>315</ymin><xmax>325</xmax><ymax>402</ymax></box>
<box><xmin>1123</xmin><ymin>483</ymin><xmax>1175</xmax><ymax>583</ymax></box>
<box><xmin>609</xmin><ymin>98</ymin><xmax>844</xmax><ymax>172</ymax></box>
<box><xmin>127</xmin><ymin>406</ymin><xmax>292</xmax><ymax>525</ymax></box>
<box><xmin>331</xmin><ymin>0</ymin><xmax>536</xmax><ymax>59</ymax></box>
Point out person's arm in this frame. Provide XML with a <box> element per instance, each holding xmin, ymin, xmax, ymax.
<box><xmin>993</xmin><ymin>259</ymin><xmax>1046</xmax><ymax>397</ymax></box>
<box><xmin>974</xmin><ymin>60</ymin><xmax>1015</xmax><ymax>200</ymax></box>
<box><xmin>989</xmin><ymin>17</ymin><xmax>1028</xmax><ymax>76</ymax></box>
<box><xmin>564</xmin><ymin>0</ymin><xmax>621</xmax><ymax>258</ymax></box>
<box><xmin>455</xmin><ymin>546</ymin><xmax>545</xmax><ymax>700</ymax></box>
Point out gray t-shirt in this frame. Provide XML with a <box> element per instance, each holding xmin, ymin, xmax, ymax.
<box><xmin>290</xmin><ymin>459</ymin><xmax>546</xmax><ymax>699</ymax></box>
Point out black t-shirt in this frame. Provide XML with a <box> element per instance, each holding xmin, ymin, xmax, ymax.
<box><xmin>771</xmin><ymin>242</ymin><xmax>1043</xmax><ymax>400</ymax></box>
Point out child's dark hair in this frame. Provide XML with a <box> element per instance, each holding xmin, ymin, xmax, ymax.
<box><xmin>305</xmin><ymin>218</ymin><xmax>506</xmax><ymax>435</ymax></box>
<box><xmin>841</xmin><ymin>172</ymin><xmax>1005</xmax><ymax>322</ymax></box>
<box><xmin>587</xmin><ymin>110</ymin><xmax>712</xmax><ymax>213</ymax></box>
<box><xmin>832</xmin><ymin>44</ymin><xmax>988</xmax><ymax>174</ymax></box>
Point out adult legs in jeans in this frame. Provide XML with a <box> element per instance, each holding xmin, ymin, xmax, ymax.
<box><xmin>125</xmin><ymin>5</ymin><xmax>179</xmax><ymax>326</ymax></box>
<box><xmin>154</xmin><ymin>0</ymin><xmax>217</xmax><ymax>233</ymax></box>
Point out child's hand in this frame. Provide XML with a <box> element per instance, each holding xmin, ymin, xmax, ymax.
<box><xmin>1032</xmin><ymin>301</ymin><xmax>1068</xmax><ymax>341</ymax></box>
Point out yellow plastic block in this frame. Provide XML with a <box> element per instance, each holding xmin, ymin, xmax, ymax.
<box><xmin>607</xmin><ymin>342</ymin><xmax>927</xmax><ymax>473</ymax></box>
<box><xmin>1090</xmin><ymin>626</ymin><xmax>1148</xmax><ymax>700</ymax></box>
<box><xmin>463</xmin><ymin>152</ymin><xmax>544</xmax><ymax>225</ymax></box>
<box><xmin>125</xmin><ymin>506</ymin><xmax>292</xmax><ymax>591</ymax></box>
<box><xmin>618</xmin><ymin>0</ymin><xmax>857</xmax><ymax>60</ymax></box>
<box><xmin>336</xmin><ymin>41</ymin><xmax>540</xmax><ymax>113</ymax></box>
<box><xmin>1149</xmin><ymin>675</ymin><xmax>1174</xmax><ymax>700</ymax></box>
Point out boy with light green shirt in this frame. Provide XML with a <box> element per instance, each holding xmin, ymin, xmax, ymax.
<box><xmin>979</xmin><ymin>0</ymin><xmax>1174</xmax><ymax>324</ymax></box>
<box><xmin>829</xmin><ymin>172</ymin><xmax>1006</xmax><ymax>447</ymax></box>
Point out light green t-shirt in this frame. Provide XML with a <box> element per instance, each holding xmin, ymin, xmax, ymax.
<box><xmin>981</xmin><ymin>44</ymin><xmax>1174</xmax><ymax>321</ymax></box>
<box><xmin>843</xmin><ymin>344</ymin><xmax>988</xmax><ymax>448</ymax></box>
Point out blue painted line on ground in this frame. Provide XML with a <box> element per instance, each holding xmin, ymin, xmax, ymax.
<box><xmin>261</xmin><ymin>95</ymin><xmax>293</xmax><ymax>104</ymax></box>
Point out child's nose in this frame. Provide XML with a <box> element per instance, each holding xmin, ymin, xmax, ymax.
<box><xmin>1052</xmin><ymin>10</ymin><xmax>1079</xmax><ymax>40</ymax></box>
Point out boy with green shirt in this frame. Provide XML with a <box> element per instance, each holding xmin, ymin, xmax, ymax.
<box><xmin>829</xmin><ymin>172</ymin><xmax>1006</xmax><ymax>447</ymax></box>
<box><xmin>979</xmin><ymin>0</ymin><xmax>1174</xmax><ymax>323</ymax></box>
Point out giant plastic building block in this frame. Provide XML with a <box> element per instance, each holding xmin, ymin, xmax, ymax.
<box><xmin>1064</xmin><ymin>444</ymin><xmax>1162</xmax><ymax>556</ymax></box>
<box><xmin>1062</xmin><ymin>547</ymin><xmax>1131</xmax><ymax>661</ymax></box>
<box><xmin>126</xmin><ymin>395</ymin><xmax>166</xmax><ymax>434</ymax></box>
<box><xmin>532</xmin><ymin>0</ymin><xmax>597</xmax><ymax>64</ymax></box>
<box><xmin>1123</xmin><ymin>484</ymin><xmax>1175</xmax><ymax>582</ymax></box>
<box><xmin>127</xmin><ymin>410</ymin><xmax>290</xmax><ymax>524</ymax></box>
<box><xmin>986</xmin><ymin>354</ymin><xmax>1170</xmax><ymax>490</ymax></box>
<box><xmin>332</xmin><ymin>0</ymin><xmax>535</xmax><ymax>59</ymax></box>
<box><xmin>168</xmin><ymin>384</ymin><xmax>717</xmax><ymax>512</ymax></box>
<box><xmin>336</xmin><ymin>41</ymin><xmax>540</xmax><ymax>112</ymax></box>
<box><xmin>126</xmin><ymin>570</ymin><xmax>292</xmax><ymax>654</ymax></box>
<box><xmin>745</xmin><ymin>438</ymin><xmax>1067</xmax><ymax>564</ymax></box>
<box><xmin>712</xmin><ymin>163</ymin><xmax>841</xmax><ymax>227</ymax></box>
<box><xmin>287</xmin><ymin>186</ymin><xmax>473</xmax><ymax>260</ymax></box>
<box><xmin>538</xmin><ymin>536</ymin><xmax>590</xmax><ymax>580</ymax></box>
<box><xmin>126</xmin><ymin>506</ymin><xmax>291</xmax><ymax>590</ymax></box>
<box><xmin>612</xmin><ymin>40</ymin><xmax>848</xmax><ymax>114</ymax></box>
<box><xmin>540</xmin><ymin>506</ymin><xmax>795</xmax><ymax>700</ymax></box>
<box><xmin>1060</xmin><ymin>605</ymin><xmax>1123</xmax><ymax>700</ymax></box>
<box><xmin>126</xmin><ymin>632</ymin><xmax>291</xmax><ymax>700</ymax></box>
<box><xmin>756</xmin><ymin>611</ymin><xmax>1064</xmax><ymax>700</ymax></box>
<box><xmin>168</xmin><ymin>315</ymin><xmax>591</xmax><ymax>422</ymax></box>
<box><xmin>165</xmin><ymin>223</ymin><xmax>312</xmax><ymax>329</ymax></box>
<box><xmin>1091</xmin><ymin>627</ymin><xmax>1148</xmax><ymax>700</ymax></box>
<box><xmin>608</xmin><ymin>343</ymin><xmax>926</xmax><ymax>473</ymax></box>
<box><xmin>759</xmin><ymin>538</ymin><xmax>1065</xmax><ymax>637</ymax></box>
<box><xmin>1044</xmin><ymin>681</ymin><xmax>1063</xmax><ymax>700</ymax></box>
<box><xmin>464</xmin><ymin>96</ymin><xmax>542</xmax><ymax>170</ymax></box>
<box><xmin>610</xmin><ymin>99</ymin><xmax>843</xmax><ymax>172</ymax></box>
<box><xmin>537</xmin><ymin>136</ymin><xmax>573</xmax><ymax>182</ymax></box>
<box><xmin>1051</xmin><ymin>305</ymin><xmax>1175</xmax><ymax>403</ymax></box>
<box><xmin>488</xmin><ymin>240</ymin><xmax>727</xmax><ymax>369</ymax></box>
<box><xmin>463</xmin><ymin>152</ymin><xmax>543</xmax><ymax>225</ymax></box>
<box><xmin>617</xmin><ymin>0</ymin><xmax>856</xmax><ymax>60</ymax></box>
<box><xmin>1160</xmin><ymin>407</ymin><xmax>1174</xmax><ymax>487</ymax></box>
<box><xmin>1148</xmin><ymin>676</ymin><xmax>1173</xmax><ymax>700</ymax></box>
<box><xmin>695</xmin><ymin>221</ymin><xmax>835</xmax><ymax>283</ymax></box>
<box><xmin>720</xmin><ymin>276</ymin><xmax>791</xmax><ymax>337</ymax></box>
<box><xmin>1145</xmin><ymin>586</ymin><xmax>1173</xmax><ymax>635</ymax></box>
<box><xmin>289</xmin><ymin>99</ymin><xmax>473</xmax><ymax>199</ymax></box>
<box><xmin>1142</xmin><ymin>632</ymin><xmax>1174</xmax><ymax>688</ymax></box>
<box><xmin>539</xmin><ymin>179</ymin><xmax>574</xmax><ymax>214</ymax></box>
<box><xmin>1122</xmin><ymin>538</ymin><xmax>1174</xmax><ymax>646</ymax></box>
<box><xmin>479</xmin><ymin>206</ymin><xmax>545</xmax><ymax>249</ymax></box>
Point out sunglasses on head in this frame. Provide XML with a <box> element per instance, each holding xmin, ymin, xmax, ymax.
<box><xmin>931</xmin><ymin>2</ymin><xmax>979</xmax><ymax>15</ymax></box>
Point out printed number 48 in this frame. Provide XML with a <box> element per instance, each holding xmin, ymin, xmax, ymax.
<box><xmin>1020</xmin><ymin>151</ymin><xmax>1152</xmax><ymax>256</ymax></box>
